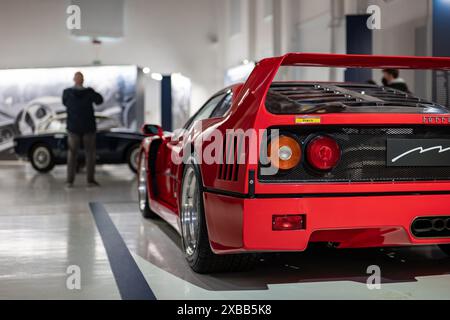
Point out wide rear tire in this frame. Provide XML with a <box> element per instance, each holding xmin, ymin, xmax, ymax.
<box><xmin>180</xmin><ymin>161</ymin><xmax>257</xmax><ymax>273</ymax></box>
<box><xmin>138</xmin><ymin>152</ymin><xmax>158</xmax><ymax>219</ymax></box>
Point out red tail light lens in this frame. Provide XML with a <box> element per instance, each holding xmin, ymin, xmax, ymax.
<box><xmin>272</xmin><ymin>215</ymin><xmax>306</xmax><ymax>231</ymax></box>
<box><xmin>306</xmin><ymin>135</ymin><xmax>340</xmax><ymax>171</ymax></box>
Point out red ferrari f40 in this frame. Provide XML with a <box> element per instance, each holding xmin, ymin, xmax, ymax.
<box><xmin>138</xmin><ymin>53</ymin><xmax>450</xmax><ymax>273</ymax></box>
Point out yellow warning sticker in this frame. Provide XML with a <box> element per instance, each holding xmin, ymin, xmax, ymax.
<box><xmin>295</xmin><ymin>117</ymin><xmax>321</xmax><ymax>124</ymax></box>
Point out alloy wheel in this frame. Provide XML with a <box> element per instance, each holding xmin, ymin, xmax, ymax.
<box><xmin>138</xmin><ymin>153</ymin><xmax>148</xmax><ymax>211</ymax></box>
<box><xmin>33</xmin><ymin>146</ymin><xmax>51</xmax><ymax>170</ymax></box>
<box><xmin>181</xmin><ymin>167</ymin><xmax>200</xmax><ymax>257</ymax></box>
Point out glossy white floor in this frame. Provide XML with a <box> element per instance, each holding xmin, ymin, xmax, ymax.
<box><xmin>1</xmin><ymin>161</ymin><xmax>450</xmax><ymax>300</ymax></box>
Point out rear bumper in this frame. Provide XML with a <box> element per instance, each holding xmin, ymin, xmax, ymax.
<box><xmin>202</xmin><ymin>191</ymin><xmax>450</xmax><ymax>254</ymax></box>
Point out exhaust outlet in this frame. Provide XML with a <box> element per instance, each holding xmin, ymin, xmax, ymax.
<box><xmin>432</xmin><ymin>218</ymin><xmax>446</xmax><ymax>232</ymax></box>
<box><xmin>446</xmin><ymin>218</ymin><xmax>450</xmax><ymax>231</ymax></box>
<box><xmin>411</xmin><ymin>216</ymin><xmax>450</xmax><ymax>238</ymax></box>
<box><xmin>412</xmin><ymin>219</ymin><xmax>433</xmax><ymax>233</ymax></box>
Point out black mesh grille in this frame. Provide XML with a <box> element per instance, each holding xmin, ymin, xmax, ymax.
<box><xmin>259</xmin><ymin>126</ymin><xmax>450</xmax><ymax>183</ymax></box>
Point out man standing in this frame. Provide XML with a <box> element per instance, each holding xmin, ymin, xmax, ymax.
<box><xmin>62</xmin><ymin>72</ymin><xmax>103</xmax><ymax>188</ymax></box>
<box><xmin>382</xmin><ymin>69</ymin><xmax>411</xmax><ymax>93</ymax></box>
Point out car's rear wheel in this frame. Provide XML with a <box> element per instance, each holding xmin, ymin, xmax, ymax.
<box><xmin>180</xmin><ymin>162</ymin><xmax>256</xmax><ymax>273</ymax></box>
<box><xmin>30</xmin><ymin>144</ymin><xmax>55</xmax><ymax>173</ymax></box>
<box><xmin>127</xmin><ymin>144</ymin><xmax>140</xmax><ymax>173</ymax></box>
<box><xmin>138</xmin><ymin>152</ymin><xmax>158</xmax><ymax>219</ymax></box>
<box><xmin>439</xmin><ymin>245</ymin><xmax>450</xmax><ymax>256</ymax></box>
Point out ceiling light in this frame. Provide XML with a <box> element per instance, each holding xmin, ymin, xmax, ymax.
<box><xmin>151</xmin><ymin>73</ymin><xmax>163</xmax><ymax>81</ymax></box>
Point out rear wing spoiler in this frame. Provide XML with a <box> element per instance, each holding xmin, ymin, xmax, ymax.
<box><xmin>234</xmin><ymin>53</ymin><xmax>450</xmax><ymax>121</ymax></box>
<box><xmin>279</xmin><ymin>53</ymin><xmax>450</xmax><ymax>70</ymax></box>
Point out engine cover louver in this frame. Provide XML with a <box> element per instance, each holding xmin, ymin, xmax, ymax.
<box><xmin>266</xmin><ymin>82</ymin><xmax>449</xmax><ymax>114</ymax></box>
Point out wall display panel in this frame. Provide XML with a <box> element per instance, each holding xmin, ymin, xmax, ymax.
<box><xmin>0</xmin><ymin>65</ymin><xmax>144</xmax><ymax>159</ymax></box>
<box><xmin>171</xmin><ymin>74</ymin><xmax>191</xmax><ymax>131</ymax></box>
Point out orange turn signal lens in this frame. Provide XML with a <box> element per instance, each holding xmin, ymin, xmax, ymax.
<box><xmin>268</xmin><ymin>135</ymin><xmax>301</xmax><ymax>170</ymax></box>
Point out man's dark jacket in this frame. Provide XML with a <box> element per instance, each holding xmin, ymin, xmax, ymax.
<box><xmin>387</xmin><ymin>82</ymin><xmax>410</xmax><ymax>93</ymax></box>
<box><xmin>62</xmin><ymin>87</ymin><xmax>104</xmax><ymax>134</ymax></box>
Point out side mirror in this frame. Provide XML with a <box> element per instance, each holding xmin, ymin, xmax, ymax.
<box><xmin>141</xmin><ymin>124</ymin><xmax>163</xmax><ymax>137</ymax></box>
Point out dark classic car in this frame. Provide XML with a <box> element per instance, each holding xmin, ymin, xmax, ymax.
<box><xmin>14</xmin><ymin>114</ymin><xmax>144</xmax><ymax>173</ymax></box>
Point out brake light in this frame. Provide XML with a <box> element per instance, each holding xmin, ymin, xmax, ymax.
<box><xmin>306</xmin><ymin>135</ymin><xmax>340</xmax><ymax>171</ymax></box>
<box><xmin>272</xmin><ymin>215</ymin><xmax>306</xmax><ymax>231</ymax></box>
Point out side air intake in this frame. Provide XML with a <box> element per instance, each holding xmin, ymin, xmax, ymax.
<box><xmin>218</xmin><ymin>134</ymin><xmax>240</xmax><ymax>181</ymax></box>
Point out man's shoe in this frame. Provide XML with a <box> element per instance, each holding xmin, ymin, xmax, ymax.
<box><xmin>87</xmin><ymin>181</ymin><xmax>101</xmax><ymax>188</ymax></box>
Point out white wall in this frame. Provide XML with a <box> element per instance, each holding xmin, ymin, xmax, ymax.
<box><xmin>372</xmin><ymin>0</ymin><xmax>430</xmax><ymax>92</ymax></box>
<box><xmin>0</xmin><ymin>0</ymin><xmax>223</xmax><ymax>122</ymax></box>
<box><xmin>254</xmin><ymin>0</ymin><xmax>274</xmax><ymax>60</ymax></box>
<box><xmin>215</xmin><ymin>0</ymin><xmax>430</xmax><ymax>87</ymax></box>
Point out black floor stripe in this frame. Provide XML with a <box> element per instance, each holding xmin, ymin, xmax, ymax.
<box><xmin>89</xmin><ymin>202</ymin><xmax>156</xmax><ymax>300</ymax></box>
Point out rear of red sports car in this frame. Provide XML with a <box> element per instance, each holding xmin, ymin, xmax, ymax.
<box><xmin>138</xmin><ymin>53</ymin><xmax>450</xmax><ymax>273</ymax></box>
<box><xmin>201</xmin><ymin>54</ymin><xmax>450</xmax><ymax>259</ymax></box>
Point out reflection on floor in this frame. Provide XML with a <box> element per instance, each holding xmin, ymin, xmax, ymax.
<box><xmin>0</xmin><ymin>162</ymin><xmax>132</xmax><ymax>299</ymax></box>
<box><xmin>1</xmin><ymin>161</ymin><xmax>450</xmax><ymax>300</ymax></box>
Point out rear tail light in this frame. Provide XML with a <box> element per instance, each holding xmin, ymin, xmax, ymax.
<box><xmin>306</xmin><ymin>135</ymin><xmax>340</xmax><ymax>171</ymax></box>
<box><xmin>272</xmin><ymin>215</ymin><xmax>306</xmax><ymax>231</ymax></box>
<box><xmin>268</xmin><ymin>135</ymin><xmax>301</xmax><ymax>170</ymax></box>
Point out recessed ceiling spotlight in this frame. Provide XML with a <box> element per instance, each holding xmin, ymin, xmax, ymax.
<box><xmin>143</xmin><ymin>67</ymin><xmax>151</xmax><ymax>74</ymax></box>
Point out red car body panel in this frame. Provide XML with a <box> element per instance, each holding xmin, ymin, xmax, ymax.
<box><xmin>139</xmin><ymin>53</ymin><xmax>450</xmax><ymax>254</ymax></box>
<box><xmin>203</xmin><ymin>193</ymin><xmax>450</xmax><ymax>253</ymax></box>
